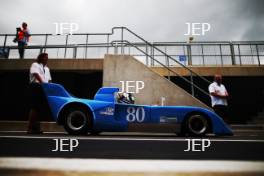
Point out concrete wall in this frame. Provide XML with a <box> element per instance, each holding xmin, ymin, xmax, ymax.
<box><xmin>1</xmin><ymin>59</ymin><xmax>263</xmax><ymax>76</ymax></box>
<box><xmin>0</xmin><ymin>59</ymin><xmax>103</xmax><ymax>71</ymax></box>
<box><xmin>103</xmin><ymin>55</ymin><xmax>210</xmax><ymax>110</ymax></box>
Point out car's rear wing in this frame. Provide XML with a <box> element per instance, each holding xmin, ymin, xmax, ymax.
<box><xmin>42</xmin><ymin>83</ymin><xmax>119</xmax><ymax>103</ymax></box>
<box><xmin>94</xmin><ymin>87</ymin><xmax>119</xmax><ymax>102</ymax></box>
<box><xmin>42</xmin><ymin>83</ymin><xmax>71</xmax><ymax>97</ymax></box>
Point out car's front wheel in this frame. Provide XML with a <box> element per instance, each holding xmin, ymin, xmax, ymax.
<box><xmin>63</xmin><ymin>107</ymin><xmax>92</xmax><ymax>135</ymax></box>
<box><xmin>185</xmin><ymin>114</ymin><xmax>209</xmax><ymax>136</ymax></box>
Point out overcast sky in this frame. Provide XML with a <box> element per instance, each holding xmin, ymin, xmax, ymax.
<box><xmin>0</xmin><ymin>0</ymin><xmax>263</xmax><ymax>42</ymax></box>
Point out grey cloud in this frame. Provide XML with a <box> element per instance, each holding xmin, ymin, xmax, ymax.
<box><xmin>0</xmin><ymin>0</ymin><xmax>263</xmax><ymax>42</ymax></box>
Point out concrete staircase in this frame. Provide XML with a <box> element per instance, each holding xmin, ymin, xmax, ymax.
<box><xmin>248</xmin><ymin>89</ymin><xmax>264</xmax><ymax>124</ymax></box>
<box><xmin>103</xmin><ymin>55</ymin><xmax>211</xmax><ymax>110</ymax></box>
<box><xmin>249</xmin><ymin>108</ymin><xmax>264</xmax><ymax>124</ymax></box>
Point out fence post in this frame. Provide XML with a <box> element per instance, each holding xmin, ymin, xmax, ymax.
<box><xmin>151</xmin><ymin>44</ymin><xmax>154</xmax><ymax>66</ymax></box>
<box><xmin>114</xmin><ymin>42</ymin><xmax>118</xmax><ymax>54</ymax></box>
<box><xmin>73</xmin><ymin>46</ymin><xmax>77</xmax><ymax>58</ymax></box>
<box><xmin>64</xmin><ymin>34</ymin><xmax>69</xmax><ymax>58</ymax></box>
<box><xmin>256</xmin><ymin>44</ymin><xmax>260</xmax><ymax>66</ymax></box>
<box><xmin>121</xmin><ymin>27</ymin><xmax>124</xmax><ymax>54</ymax></box>
<box><xmin>201</xmin><ymin>44</ymin><xmax>205</xmax><ymax>66</ymax></box>
<box><xmin>230</xmin><ymin>42</ymin><xmax>236</xmax><ymax>65</ymax></box>
<box><xmin>43</xmin><ymin>34</ymin><xmax>48</xmax><ymax>53</ymax></box>
<box><xmin>106</xmin><ymin>34</ymin><xmax>109</xmax><ymax>54</ymax></box>
<box><xmin>187</xmin><ymin>44</ymin><xmax>192</xmax><ymax>65</ymax></box>
<box><xmin>219</xmin><ymin>44</ymin><xmax>223</xmax><ymax>66</ymax></box>
<box><xmin>85</xmin><ymin>34</ymin><xmax>89</xmax><ymax>58</ymax></box>
<box><xmin>3</xmin><ymin>34</ymin><xmax>8</xmax><ymax>59</ymax></box>
<box><xmin>237</xmin><ymin>44</ymin><xmax>242</xmax><ymax>66</ymax></box>
<box><xmin>164</xmin><ymin>46</ymin><xmax>170</xmax><ymax>80</ymax></box>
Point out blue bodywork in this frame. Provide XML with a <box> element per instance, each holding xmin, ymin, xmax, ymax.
<box><xmin>41</xmin><ymin>83</ymin><xmax>233</xmax><ymax>135</ymax></box>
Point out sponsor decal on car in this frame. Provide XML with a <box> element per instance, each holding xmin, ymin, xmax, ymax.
<box><xmin>100</xmin><ymin>107</ymin><xmax>114</xmax><ymax>116</ymax></box>
<box><xmin>160</xmin><ymin>116</ymin><xmax>178</xmax><ymax>123</ymax></box>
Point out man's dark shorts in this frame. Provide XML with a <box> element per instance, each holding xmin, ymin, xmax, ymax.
<box><xmin>213</xmin><ymin>105</ymin><xmax>229</xmax><ymax>123</ymax></box>
<box><xmin>29</xmin><ymin>83</ymin><xmax>46</xmax><ymax>112</ymax></box>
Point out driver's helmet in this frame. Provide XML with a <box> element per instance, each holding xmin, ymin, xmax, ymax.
<box><xmin>117</xmin><ymin>92</ymin><xmax>135</xmax><ymax>104</ymax></box>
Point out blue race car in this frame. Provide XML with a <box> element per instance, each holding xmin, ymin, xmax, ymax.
<box><xmin>42</xmin><ymin>83</ymin><xmax>233</xmax><ymax>136</ymax></box>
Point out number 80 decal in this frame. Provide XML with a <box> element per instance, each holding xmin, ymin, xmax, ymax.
<box><xmin>126</xmin><ymin>107</ymin><xmax>145</xmax><ymax>123</ymax></box>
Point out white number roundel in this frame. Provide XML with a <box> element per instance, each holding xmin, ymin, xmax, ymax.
<box><xmin>126</xmin><ymin>107</ymin><xmax>145</xmax><ymax>123</ymax></box>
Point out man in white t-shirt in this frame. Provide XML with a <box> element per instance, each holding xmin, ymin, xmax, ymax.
<box><xmin>29</xmin><ymin>52</ymin><xmax>51</xmax><ymax>83</ymax></box>
<box><xmin>28</xmin><ymin>53</ymin><xmax>51</xmax><ymax>134</ymax></box>
<box><xmin>208</xmin><ymin>74</ymin><xmax>229</xmax><ymax>123</ymax></box>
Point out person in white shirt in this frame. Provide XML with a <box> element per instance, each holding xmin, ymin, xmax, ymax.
<box><xmin>27</xmin><ymin>53</ymin><xmax>51</xmax><ymax>134</ymax></box>
<box><xmin>208</xmin><ymin>74</ymin><xmax>229</xmax><ymax>123</ymax></box>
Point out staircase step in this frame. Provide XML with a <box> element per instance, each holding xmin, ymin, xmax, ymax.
<box><xmin>249</xmin><ymin>120</ymin><xmax>264</xmax><ymax>125</ymax></box>
<box><xmin>248</xmin><ymin>107</ymin><xmax>264</xmax><ymax>124</ymax></box>
<box><xmin>232</xmin><ymin>129</ymin><xmax>264</xmax><ymax>136</ymax></box>
<box><xmin>257</xmin><ymin>112</ymin><xmax>264</xmax><ymax>117</ymax></box>
<box><xmin>251</xmin><ymin>116</ymin><xmax>264</xmax><ymax>120</ymax></box>
<box><xmin>230</xmin><ymin>124</ymin><xmax>264</xmax><ymax>130</ymax></box>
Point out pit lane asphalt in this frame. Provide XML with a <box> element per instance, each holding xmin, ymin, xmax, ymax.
<box><xmin>0</xmin><ymin>131</ymin><xmax>264</xmax><ymax>160</ymax></box>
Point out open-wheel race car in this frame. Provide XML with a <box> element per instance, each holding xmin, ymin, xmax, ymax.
<box><xmin>42</xmin><ymin>83</ymin><xmax>233</xmax><ymax>136</ymax></box>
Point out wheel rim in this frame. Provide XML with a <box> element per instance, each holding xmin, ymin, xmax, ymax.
<box><xmin>188</xmin><ymin>115</ymin><xmax>207</xmax><ymax>135</ymax></box>
<box><xmin>67</xmin><ymin>111</ymin><xmax>87</xmax><ymax>131</ymax></box>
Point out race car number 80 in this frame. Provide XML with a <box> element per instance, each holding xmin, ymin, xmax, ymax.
<box><xmin>126</xmin><ymin>107</ymin><xmax>145</xmax><ymax>123</ymax></box>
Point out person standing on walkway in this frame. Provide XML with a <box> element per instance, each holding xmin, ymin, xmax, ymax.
<box><xmin>208</xmin><ymin>74</ymin><xmax>230</xmax><ymax>123</ymax></box>
<box><xmin>27</xmin><ymin>53</ymin><xmax>51</xmax><ymax>134</ymax></box>
<box><xmin>17</xmin><ymin>22</ymin><xmax>31</xmax><ymax>59</ymax></box>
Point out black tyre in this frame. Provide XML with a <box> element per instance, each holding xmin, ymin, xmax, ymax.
<box><xmin>185</xmin><ymin>114</ymin><xmax>209</xmax><ymax>136</ymax></box>
<box><xmin>63</xmin><ymin>107</ymin><xmax>92</xmax><ymax>135</ymax></box>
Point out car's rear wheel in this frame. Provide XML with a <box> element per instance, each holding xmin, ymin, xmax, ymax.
<box><xmin>63</xmin><ymin>107</ymin><xmax>92</xmax><ymax>135</ymax></box>
<box><xmin>185</xmin><ymin>114</ymin><xmax>209</xmax><ymax>136</ymax></box>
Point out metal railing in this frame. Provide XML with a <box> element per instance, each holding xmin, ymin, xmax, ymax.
<box><xmin>1</xmin><ymin>27</ymin><xmax>263</xmax><ymax>101</ymax></box>
<box><xmin>112</xmin><ymin>40</ymin><xmax>210</xmax><ymax>97</ymax></box>
<box><xmin>0</xmin><ymin>29</ymin><xmax>263</xmax><ymax>66</ymax></box>
<box><xmin>148</xmin><ymin>41</ymin><xmax>264</xmax><ymax>66</ymax></box>
<box><xmin>112</xmin><ymin>27</ymin><xmax>212</xmax><ymax>98</ymax></box>
<box><xmin>0</xmin><ymin>27</ymin><xmax>212</xmax><ymax>99</ymax></box>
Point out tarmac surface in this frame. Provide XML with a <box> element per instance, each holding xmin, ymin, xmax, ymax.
<box><xmin>0</xmin><ymin>131</ymin><xmax>264</xmax><ymax>160</ymax></box>
<box><xmin>0</xmin><ymin>130</ymin><xmax>264</xmax><ymax>175</ymax></box>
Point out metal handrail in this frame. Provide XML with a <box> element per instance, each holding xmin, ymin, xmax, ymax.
<box><xmin>111</xmin><ymin>40</ymin><xmax>210</xmax><ymax>97</ymax></box>
<box><xmin>120</xmin><ymin>27</ymin><xmax>211</xmax><ymax>85</ymax></box>
<box><xmin>113</xmin><ymin>27</ymin><xmax>211</xmax><ymax>98</ymax></box>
